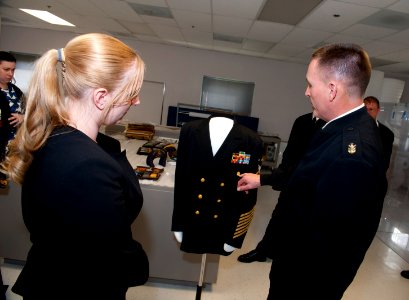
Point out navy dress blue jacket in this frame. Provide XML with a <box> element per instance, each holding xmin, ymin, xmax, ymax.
<box><xmin>172</xmin><ymin>118</ymin><xmax>263</xmax><ymax>255</ymax></box>
<box><xmin>12</xmin><ymin>127</ymin><xmax>148</xmax><ymax>299</ymax></box>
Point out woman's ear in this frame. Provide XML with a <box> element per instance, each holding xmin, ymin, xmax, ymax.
<box><xmin>93</xmin><ymin>88</ymin><xmax>108</xmax><ymax>110</ymax></box>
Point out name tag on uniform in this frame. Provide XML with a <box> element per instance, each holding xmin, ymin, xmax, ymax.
<box><xmin>231</xmin><ymin>151</ymin><xmax>250</xmax><ymax>164</ymax></box>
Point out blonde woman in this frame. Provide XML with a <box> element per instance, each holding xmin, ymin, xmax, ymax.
<box><xmin>3</xmin><ymin>33</ymin><xmax>148</xmax><ymax>300</ymax></box>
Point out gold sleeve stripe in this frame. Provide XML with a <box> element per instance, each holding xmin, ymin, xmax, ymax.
<box><xmin>237</xmin><ymin>212</ymin><xmax>254</xmax><ymax>224</ymax></box>
<box><xmin>237</xmin><ymin>216</ymin><xmax>253</xmax><ymax>227</ymax></box>
<box><xmin>240</xmin><ymin>207</ymin><xmax>255</xmax><ymax>217</ymax></box>
<box><xmin>233</xmin><ymin>225</ymin><xmax>251</xmax><ymax>239</ymax></box>
<box><xmin>233</xmin><ymin>206</ymin><xmax>256</xmax><ymax>239</ymax></box>
<box><xmin>237</xmin><ymin>221</ymin><xmax>252</xmax><ymax>230</ymax></box>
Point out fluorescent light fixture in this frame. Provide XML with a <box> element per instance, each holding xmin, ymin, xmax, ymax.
<box><xmin>19</xmin><ymin>8</ymin><xmax>75</xmax><ymax>27</ymax></box>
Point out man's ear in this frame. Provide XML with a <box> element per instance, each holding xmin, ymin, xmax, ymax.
<box><xmin>329</xmin><ymin>82</ymin><xmax>337</xmax><ymax>102</ymax></box>
<box><xmin>93</xmin><ymin>88</ymin><xmax>108</xmax><ymax>110</ymax></box>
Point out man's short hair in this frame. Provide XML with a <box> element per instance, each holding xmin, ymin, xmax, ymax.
<box><xmin>364</xmin><ymin>96</ymin><xmax>380</xmax><ymax>108</ymax></box>
<box><xmin>312</xmin><ymin>43</ymin><xmax>371</xmax><ymax>98</ymax></box>
<box><xmin>0</xmin><ymin>51</ymin><xmax>16</xmax><ymax>63</ymax></box>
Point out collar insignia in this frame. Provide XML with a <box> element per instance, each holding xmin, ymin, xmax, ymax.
<box><xmin>347</xmin><ymin>143</ymin><xmax>357</xmax><ymax>154</ymax></box>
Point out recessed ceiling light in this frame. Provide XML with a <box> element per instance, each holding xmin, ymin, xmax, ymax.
<box><xmin>19</xmin><ymin>8</ymin><xmax>75</xmax><ymax>27</ymax></box>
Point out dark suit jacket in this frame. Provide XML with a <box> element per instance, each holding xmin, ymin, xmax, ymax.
<box><xmin>378</xmin><ymin>121</ymin><xmax>394</xmax><ymax>169</ymax></box>
<box><xmin>172</xmin><ymin>118</ymin><xmax>263</xmax><ymax>255</ymax></box>
<box><xmin>260</xmin><ymin>113</ymin><xmax>325</xmax><ymax>190</ymax></box>
<box><xmin>12</xmin><ymin>127</ymin><xmax>148</xmax><ymax>299</ymax></box>
<box><xmin>267</xmin><ymin>108</ymin><xmax>387</xmax><ymax>299</ymax></box>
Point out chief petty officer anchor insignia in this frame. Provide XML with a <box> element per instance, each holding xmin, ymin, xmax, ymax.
<box><xmin>348</xmin><ymin>143</ymin><xmax>357</xmax><ymax>154</ymax></box>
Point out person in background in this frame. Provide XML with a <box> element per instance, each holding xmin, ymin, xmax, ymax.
<box><xmin>0</xmin><ymin>50</ymin><xmax>25</xmax><ymax>298</ymax></box>
<box><xmin>238</xmin><ymin>43</ymin><xmax>387</xmax><ymax>299</ymax></box>
<box><xmin>1</xmin><ymin>33</ymin><xmax>148</xmax><ymax>300</ymax></box>
<box><xmin>363</xmin><ymin>98</ymin><xmax>409</xmax><ymax>280</ymax></box>
<box><xmin>0</xmin><ymin>51</ymin><xmax>25</xmax><ymax>189</ymax></box>
<box><xmin>237</xmin><ymin>112</ymin><xmax>325</xmax><ymax>263</ymax></box>
<box><xmin>363</xmin><ymin>96</ymin><xmax>394</xmax><ymax>170</ymax></box>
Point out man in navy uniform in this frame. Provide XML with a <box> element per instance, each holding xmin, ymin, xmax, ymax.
<box><xmin>238</xmin><ymin>43</ymin><xmax>387</xmax><ymax>299</ymax></box>
<box><xmin>237</xmin><ymin>112</ymin><xmax>325</xmax><ymax>263</ymax></box>
<box><xmin>363</xmin><ymin>96</ymin><xmax>394</xmax><ymax>170</ymax></box>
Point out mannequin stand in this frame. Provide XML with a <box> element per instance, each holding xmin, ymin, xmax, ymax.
<box><xmin>195</xmin><ymin>254</ymin><xmax>207</xmax><ymax>300</ymax></box>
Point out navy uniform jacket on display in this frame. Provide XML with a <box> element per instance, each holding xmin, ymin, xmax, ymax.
<box><xmin>12</xmin><ymin>127</ymin><xmax>148</xmax><ymax>299</ymax></box>
<box><xmin>267</xmin><ymin>107</ymin><xmax>387</xmax><ymax>299</ymax></box>
<box><xmin>172</xmin><ymin>118</ymin><xmax>263</xmax><ymax>255</ymax></box>
<box><xmin>378</xmin><ymin>121</ymin><xmax>394</xmax><ymax>169</ymax></box>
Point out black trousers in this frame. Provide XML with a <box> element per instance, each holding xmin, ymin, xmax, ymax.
<box><xmin>267</xmin><ymin>258</ymin><xmax>350</xmax><ymax>300</ymax></box>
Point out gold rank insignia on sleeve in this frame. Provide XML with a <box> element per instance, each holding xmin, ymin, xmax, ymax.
<box><xmin>347</xmin><ymin>143</ymin><xmax>357</xmax><ymax>154</ymax></box>
<box><xmin>233</xmin><ymin>206</ymin><xmax>255</xmax><ymax>239</ymax></box>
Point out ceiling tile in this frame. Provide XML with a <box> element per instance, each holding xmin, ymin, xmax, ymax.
<box><xmin>280</xmin><ymin>28</ymin><xmax>333</xmax><ymax>48</ymax></box>
<box><xmin>381</xmin><ymin>28</ymin><xmax>409</xmax><ymax>45</ymax></box>
<box><xmin>172</xmin><ymin>9</ymin><xmax>211</xmax><ymax>32</ymax></box>
<box><xmin>364</xmin><ymin>40</ymin><xmax>409</xmax><ymax>57</ymax></box>
<box><xmin>388</xmin><ymin>0</ymin><xmax>409</xmax><ymax>14</ymax></box>
<box><xmin>323</xmin><ymin>33</ymin><xmax>371</xmax><ymax>45</ymax></box>
<box><xmin>299</xmin><ymin>0</ymin><xmax>379</xmax><ymax>32</ymax></box>
<box><xmin>91</xmin><ymin>0</ymin><xmax>144</xmax><ymax>22</ymax></box>
<box><xmin>136</xmin><ymin>34</ymin><xmax>162</xmax><ymax>43</ymax></box>
<box><xmin>166</xmin><ymin>0</ymin><xmax>211</xmax><ymax>13</ymax></box>
<box><xmin>335</xmin><ymin>0</ymin><xmax>397</xmax><ymax>8</ymax></box>
<box><xmin>246</xmin><ymin>21</ymin><xmax>294</xmax><ymax>43</ymax></box>
<box><xmin>213</xmin><ymin>41</ymin><xmax>242</xmax><ymax>51</ymax></box>
<box><xmin>370</xmin><ymin>57</ymin><xmax>397</xmax><ymax>67</ymax></box>
<box><xmin>2</xmin><ymin>0</ymin><xmax>63</xmax><ymax>11</ymax></box>
<box><xmin>140</xmin><ymin>15</ymin><xmax>178</xmax><ymax>26</ymax></box>
<box><xmin>117</xmin><ymin>20</ymin><xmax>155</xmax><ymax>35</ymax></box>
<box><xmin>149</xmin><ymin>23</ymin><xmax>185</xmax><ymax>41</ymax></box>
<box><xmin>268</xmin><ymin>44</ymin><xmax>308</xmax><ymax>57</ymax></box>
<box><xmin>341</xmin><ymin>23</ymin><xmax>397</xmax><ymax>39</ymax></box>
<box><xmin>125</xmin><ymin>0</ymin><xmax>167</xmax><ymax>6</ymax></box>
<box><xmin>0</xmin><ymin>7</ymin><xmax>49</xmax><ymax>25</ymax></box>
<box><xmin>359</xmin><ymin>10</ymin><xmax>409</xmax><ymax>30</ymax></box>
<box><xmin>377</xmin><ymin>48</ymin><xmax>409</xmax><ymax>62</ymax></box>
<box><xmin>376</xmin><ymin>61</ymin><xmax>409</xmax><ymax>74</ymax></box>
<box><xmin>242</xmin><ymin>39</ymin><xmax>274</xmax><ymax>52</ymax></box>
<box><xmin>213</xmin><ymin>0</ymin><xmax>265</xmax><ymax>19</ymax></box>
<box><xmin>258</xmin><ymin>0</ymin><xmax>323</xmax><ymax>25</ymax></box>
<box><xmin>66</xmin><ymin>14</ymin><xmax>130</xmax><ymax>33</ymax></box>
<box><xmin>181</xmin><ymin>28</ymin><xmax>213</xmax><ymax>44</ymax></box>
<box><xmin>58</xmin><ymin>0</ymin><xmax>106</xmax><ymax>17</ymax></box>
<box><xmin>213</xmin><ymin>15</ymin><xmax>253</xmax><ymax>37</ymax></box>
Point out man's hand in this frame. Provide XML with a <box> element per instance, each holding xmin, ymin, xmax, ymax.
<box><xmin>237</xmin><ymin>173</ymin><xmax>261</xmax><ymax>192</ymax></box>
<box><xmin>8</xmin><ymin>113</ymin><xmax>24</xmax><ymax>127</ymax></box>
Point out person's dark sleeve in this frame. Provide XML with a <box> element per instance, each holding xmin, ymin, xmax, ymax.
<box><xmin>260</xmin><ymin>115</ymin><xmax>309</xmax><ymax>190</ymax></box>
